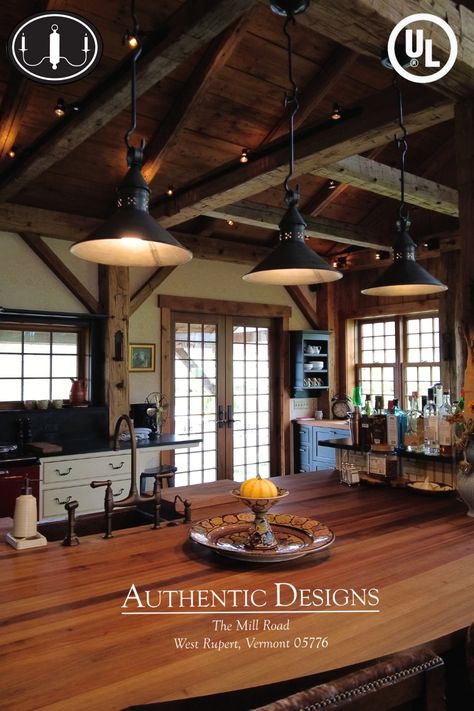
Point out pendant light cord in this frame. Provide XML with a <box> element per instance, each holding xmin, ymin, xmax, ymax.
<box><xmin>283</xmin><ymin>14</ymin><xmax>299</xmax><ymax>204</ymax></box>
<box><xmin>394</xmin><ymin>78</ymin><xmax>409</xmax><ymax>224</ymax></box>
<box><xmin>125</xmin><ymin>0</ymin><xmax>144</xmax><ymax>161</ymax></box>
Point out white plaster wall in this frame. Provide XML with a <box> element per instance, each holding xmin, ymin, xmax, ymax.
<box><xmin>0</xmin><ymin>232</ymin><xmax>311</xmax><ymax>404</ymax></box>
<box><xmin>0</xmin><ymin>231</ymin><xmax>97</xmax><ymax>311</ymax></box>
<box><xmin>128</xmin><ymin>258</ymin><xmax>310</xmax><ymax>403</ymax></box>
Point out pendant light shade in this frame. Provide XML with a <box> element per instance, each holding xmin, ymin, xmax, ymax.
<box><xmin>362</xmin><ymin>79</ymin><xmax>446</xmax><ymax>297</ymax></box>
<box><xmin>243</xmin><ymin>198</ymin><xmax>342</xmax><ymax>285</ymax></box>
<box><xmin>71</xmin><ymin>2</ymin><xmax>192</xmax><ymax>268</ymax></box>
<box><xmin>361</xmin><ymin>221</ymin><xmax>446</xmax><ymax>296</ymax></box>
<box><xmin>244</xmin><ymin>2</ymin><xmax>340</xmax><ymax>287</ymax></box>
<box><xmin>71</xmin><ymin>158</ymin><xmax>191</xmax><ymax>267</ymax></box>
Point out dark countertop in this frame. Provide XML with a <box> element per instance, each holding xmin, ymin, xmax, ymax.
<box><xmin>27</xmin><ymin>434</ymin><xmax>202</xmax><ymax>458</ymax></box>
<box><xmin>320</xmin><ymin>437</ymin><xmax>460</xmax><ymax>463</ymax></box>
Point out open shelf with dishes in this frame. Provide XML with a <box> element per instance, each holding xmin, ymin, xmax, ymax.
<box><xmin>290</xmin><ymin>330</ymin><xmax>330</xmax><ymax>395</ymax></box>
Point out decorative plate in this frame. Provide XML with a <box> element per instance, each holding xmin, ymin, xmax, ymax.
<box><xmin>189</xmin><ymin>513</ymin><xmax>335</xmax><ymax>562</ymax></box>
<box><xmin>407</xmin><ymin>481</ymin><xmax>454</xmax><ymax>496</ymax></box>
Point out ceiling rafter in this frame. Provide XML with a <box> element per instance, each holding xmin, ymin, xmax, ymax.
<box><xmin>19</xmin><ymin>232</ymin><xmax>100</xmax><ymax>313</ymax></box>
<box><xmin>301</xmin><ymin>146</ymin><xmax>386</xmax><ymax>216</ymax></box>
<box><xmin>0</xmin><ymin>0</ymin><xmax>258</xmax><ymax>204</ymax></box>
<box><xmin>205</xmin><ymin>200</ymin><xmax>389</xmax><ymax>250</ymax></box>
<box><xmin>152</xmin><ymin>83</ymin><xmax>452</xmax><ymax>229</ymax></box>
<box><xmin>0</xmin><ymin>203</ymin><xmax>271</xmax><ymax>265</ymax></box>
<box><xmin>310</xmin><ymin>154</ymin><xmax>458</xmax><ymax>216</ymax></box>
<box><xmin>260</xmin><ymin>46</ymin><xmax>359</xmax><ymax>146</ymax></box>
<box><xmin>360</xmin><ymin>137</ymin><xmax>455</xmax><ymax>230</ymax></box>
<box><xmin>294</xmin><ymin>0</ymin><xmax>474</xmax><ymax>100</ymax></box>
<box><xmin>142</xmin><ymin>13</ymin><xmax>252</xmax><ymax>183</ymax></box>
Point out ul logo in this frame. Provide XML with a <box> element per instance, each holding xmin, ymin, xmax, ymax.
<box><xmin>387</xmin><ymin>13</ymin><xmax>457</xmax><ymax>84</ymax></box>
<box><xmin>7</xmin><ymin>11</ymin><xmax>102</xmax><ymax>85</ymax></box>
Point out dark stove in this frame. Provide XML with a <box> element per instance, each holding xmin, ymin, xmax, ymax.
<box><xmin>0</xmin><ymin>444</ymin><xmax>40</xmax><ymax>518</ymax></box>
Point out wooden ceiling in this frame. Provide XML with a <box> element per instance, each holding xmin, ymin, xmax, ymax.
<box><xmin>0</xmin><ymin>0</ymin><xmax>467</xmax><ymax>267</ymax></box>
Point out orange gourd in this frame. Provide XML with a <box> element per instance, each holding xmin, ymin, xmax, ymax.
<box><xmin>239</xmin><ymin>474</ymin><xmax>278</xmax><ymax>498</ymax></box>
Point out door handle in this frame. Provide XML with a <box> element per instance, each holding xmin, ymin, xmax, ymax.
<box><xmin>215</xmin><ymin>404</ymin><xmax>226</xmax><ymax>428</ymax></box>
<box><xmin>226</xmin><ymin>405</ymin><xmax>240</xmax><ymax>427</ymax></box>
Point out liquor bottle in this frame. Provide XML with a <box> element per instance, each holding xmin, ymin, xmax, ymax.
<box><xmin>393</xmin><ymin>398</ymin><xmax>407</xmax><ymax>451</ymax></box>
<box><xmin>386</xmin><ymin>400</ymin><xmax>398</xmax><ymax>449</ymax></box>
<box><xmin>404</xmin><ymin>392</ymin><xmax>421</xmax><ymax>451</ymax></box>
<box><xmin>438</xmin><ymin>391</ymin><xmax>454</xmax><ymax>456</ymax></box>
<box><xmin>371</xmin><ymin>395</ymin><xmax>387</xmax><ymax>445</ymax></box>
<box><xmin>423</xmin><ymin>388</ymin><xmax>439</xmax><ymax>455</ymax></box>
<box><xmin>363</xmin><ymin>395</ymin><xmax>373</xmax><ymax>416</ymax></box>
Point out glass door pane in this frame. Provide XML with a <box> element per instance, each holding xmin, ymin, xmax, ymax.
<box><xmin>173</xmin><ymin>321</ymin><xmax>219</xmax><ymax>486</ymax></box>
<box><xmin>232</xmin><ymin>324</ymin><xmax>271</xmax><ymax>482</ymax></box>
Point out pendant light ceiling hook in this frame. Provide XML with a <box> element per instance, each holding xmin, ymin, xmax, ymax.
<box><xmin>282</xmin><ymin>14</ymin><xmax>299</xmax><ymax>199</ymax></box>
<box><xmin>393</xmin><ymin>77</ymin><xmax>409</xmax><ymax>224</ymax></box>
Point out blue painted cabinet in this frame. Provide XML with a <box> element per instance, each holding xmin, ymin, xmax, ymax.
<box><xmin>295</xmin><ymin>424</ymin><xmax>348</xmax><ymax>472</ymax></box>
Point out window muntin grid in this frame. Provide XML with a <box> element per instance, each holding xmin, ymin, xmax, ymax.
<box><xmin>232</xmin><ymin>325</ymin><xmax>270</xmax><ymax>483</ymax></box>
<box><xmin>173</xmin><ymin>322</ymin><xmax>217</xmax><ymax>487</ymax></box>
<box><xmin>0</xmin><ymin>328</ymin><xmax>79</xmax><ymax>402</ymax></box>
<box><xmin>356</xmin><ymin>314</ymin><xmax>440</xmax><ymax>409</ymax></box>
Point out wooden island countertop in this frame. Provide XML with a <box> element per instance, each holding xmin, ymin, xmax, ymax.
<box><xmin>1</xmin><ymin>471</ymin><xmax>474</xmax><ymax>710</ymax></box>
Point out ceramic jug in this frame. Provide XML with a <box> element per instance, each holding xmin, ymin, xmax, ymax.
<box><xmin>69</xmin><ymin>378</ymin><xmax>86</xmax><ymax>405</ymax></box>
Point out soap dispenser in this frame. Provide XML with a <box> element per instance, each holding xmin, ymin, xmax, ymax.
<box><xmin>5</xmin><ymin>477</ymin><xmax>47</xmax><ymax>550</ymax></box>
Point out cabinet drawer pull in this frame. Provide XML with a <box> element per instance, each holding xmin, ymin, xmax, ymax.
<box><xmin>113</xmin><ymin>488</ymin><xmax>125</xmax><ymax>497</ymax></box>
<box><xmin>55</xmin><ymin>467</ymin><xmax>72</xmax><ymax>477</ymax></box>
<box><xmin>299</xmin><ymin>448</ymin><xmax>306</xmax><ymax>452</ymax></box>
<box><xmin>109</xmin><ymin>461</ymin><xmax>125</xmax><ymax>470</ymax></box>
<box><xmin>54</xmin><ymin>495</ymin><xmax>72</xmax><ymax>506</ymax></box>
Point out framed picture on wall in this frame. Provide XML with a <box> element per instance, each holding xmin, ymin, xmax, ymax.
<box><xmin>129</xmin><ymin>343</ymin><xmax>155</xmax><ymax>372</ymax></box>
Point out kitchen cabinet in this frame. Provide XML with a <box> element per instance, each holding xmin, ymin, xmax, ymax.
<box><xmin>294</xmin><ymin>423</ymin><xmax>348</xmax><ymax>472</ymax></box>
<box><xmin>290</xmin><ymin>330</ymin><xmax>330</xmax><ymax>396</ymax></box>
<box><xmin>41</xmin><ymin>450</ymin><xmax>132</xmax><ymax>519</ymax></box>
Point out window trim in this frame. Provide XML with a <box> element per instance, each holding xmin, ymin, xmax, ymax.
<box><xmin>355</xmin><ymin>312</ymin><xmax>440</xmax><ymax>409</ymax></box>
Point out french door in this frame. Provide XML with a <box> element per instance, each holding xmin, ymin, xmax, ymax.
<box><xmin>170</xmin><ymin>312</ymin><xmax>274</xmax><ymax>486</ymax></box>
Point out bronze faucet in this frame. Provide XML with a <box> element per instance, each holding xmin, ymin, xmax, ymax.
<box><xmin>90</xmin><ymin>414</ymin><xmax>161</xmax><ymax>538</ymax></box>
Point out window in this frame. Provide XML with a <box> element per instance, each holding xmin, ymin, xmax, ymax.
<box><xmin>0</xmin><ymin>324</ymin><xmax>85</xmax><ymax>405</ymax></box>
<box><xmin>356</xmin><ymin>314</ymin><xmax>440</xmax><ymax>409</ymax></box>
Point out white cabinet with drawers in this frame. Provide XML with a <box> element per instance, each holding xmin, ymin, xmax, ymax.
<box><xmin>40</xmin><ymin>450</ymin><xmax>133</xmax><ymax>520</ymax></box>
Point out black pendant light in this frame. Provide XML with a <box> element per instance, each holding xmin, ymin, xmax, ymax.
<box><xmin>361</xmin><ymin>81</ymin><xmax>446</xmax><ymax>297</ymax></box>
<box><xmin>71</xmin><ymin>2</ymin><xmax>192</xmax><ymax>268</ymax></box>
<box><xmin>243</xmin><ymin>1</ymin><xmax>342</xmax><ymax>286</ymax></box>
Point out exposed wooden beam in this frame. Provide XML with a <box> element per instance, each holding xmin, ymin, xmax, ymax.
<box><xmin>285</xmin><ymin>286</ymin><xmax>319</xmax><ymax>328</ymax></box>
<box><xmin>0</xmin><ymin>203</ymin><xmax>270</xmax><ymax>265</ymax></box>
<box><xmin>311</xmin><ymin>155</ymin><xmax>458</xmax><ymax>216</ymax></box>
<box><xmin>153</xmin><ymin>83</ymin><xmax>452</xmax><ymax>228</ymax></box>
<box><xmin>18</xmin><ymin>232</ymin><xmax>100</xmax><ymax>313</ymax></box>
<box><xmin>0</xmin><ymin>0</ymin><xmax>257</xmax><ymax>204</ymax></box>
<box><xmin>260</xmin><ymin>47</ymin><xmax>358</xmax><ymax>145</ymax></box>
<box><xmin>301</xmin><ymin>146</ymin><xmax>387</xmax><ymax>217</ymax></box>
<box><xmin>143</xmin><ymin>14</ymin><xmax>251</xmax><ymax>183</ymax></box>
<box><xmin>302</xmin><ymin>181</ymin><xmax>349</xmax><ymax>217</ymax></box>
<box><xmin>130</xmin><ymin>268</ymin><xmax>177</xmax><ymax>314</ymax></box>
<box><xmin>296</xmin><ymin>0</ymin><xmax>474</xmax><ymax>99</ymax></box>
<box><xmin>206</xmin><ymin>200</ymin><xmax>392</xmax><ymax>250</ymax></box>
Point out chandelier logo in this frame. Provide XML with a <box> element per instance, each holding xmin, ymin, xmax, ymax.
<box><xmin>7</xmin><ymin>11</ymin><xmax>102</xmax><ymax>84</ymax></box>
<box><xmin>387</xmin><ymin>13</ymin><xmax>457</xmax><ymax>84</ymax></box>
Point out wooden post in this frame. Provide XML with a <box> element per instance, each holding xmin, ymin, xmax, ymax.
<box><xmin>454</xmin><ymin>101</ymin><xmax>474</xmax><ymax>412</ymax></box>
<box><xmin>99</xmin><ymin>266</ymin><xmax>130</xmax><ymax>436</ymax></box>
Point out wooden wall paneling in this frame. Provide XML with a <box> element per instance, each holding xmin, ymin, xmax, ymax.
<box><xmin>455</xmin><ymin>100</ymin><xmax>474</xmax><ymax>408</ymax></box>
<box><xmin>99</xmin><ymin>266</ymin><xmax>130</xmax><ymax>436</ymax></box>
<box><xmin>438</xmin><ymin>250</ymin><xmax>461</xmax><ymax>396</ymax></box>
<box><xmin>159</xmin><ymin>303</ymin><xmax>172</xmax><ymax>468</ymax></box>
<box><xmin>19</xmin><ymin>232</ymin><xmax>100</xmax><ymax>313</ymax></box>
<box><xmin>277</xmin><ymin>313</ymin><xmax>291</xmax><ymax>475</ymax></box>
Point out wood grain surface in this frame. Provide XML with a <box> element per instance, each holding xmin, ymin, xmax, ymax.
<box><xmin>1</xmin><ymin>471</ymin><xmax>474</xmax><ymax>710</ymax></box>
